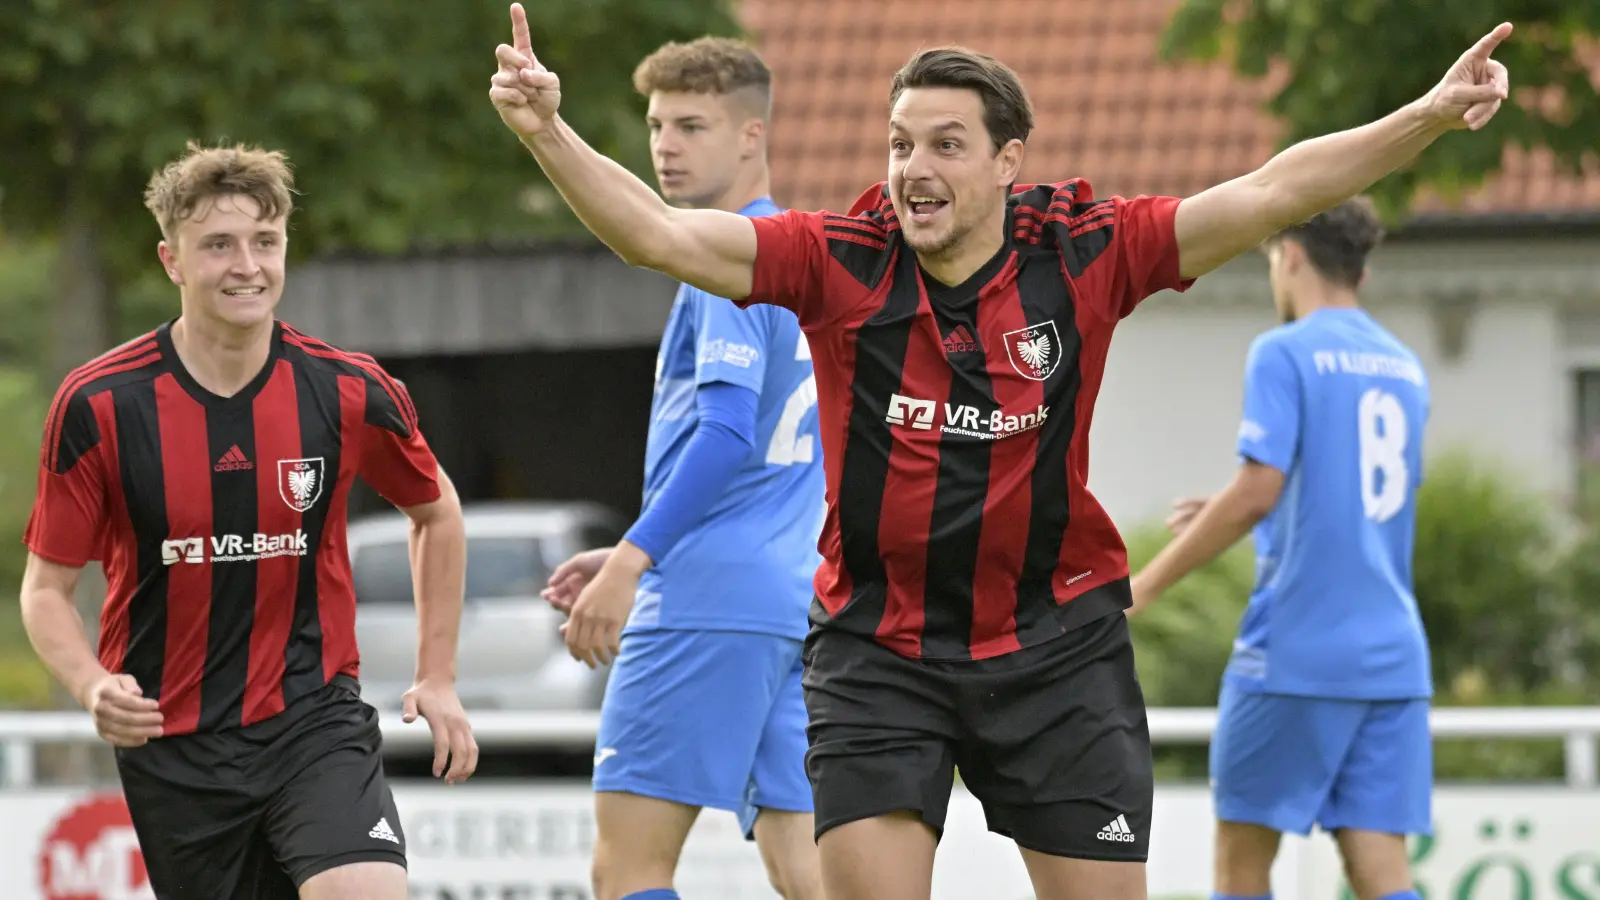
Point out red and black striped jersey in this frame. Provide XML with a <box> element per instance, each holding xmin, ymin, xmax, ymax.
<box><xmin>23</xmin><ymin>319</ymin><xmax>441</xmax><ymax>735</ymax></box>
<box><xmin>738</xmin><ymin>180</ymin><xmax>1194</xmax><ymax>661</ymax></box>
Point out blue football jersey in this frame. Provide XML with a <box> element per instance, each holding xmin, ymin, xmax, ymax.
<box><xmin>627</xmin><ymin>197</ymin><xmax>824</xmax><ymax>640</ymax></box>
<box><xmin>1229</xmin><ymin>307</ymin><xmax>1433</xmax><ymax>700</ymax></box>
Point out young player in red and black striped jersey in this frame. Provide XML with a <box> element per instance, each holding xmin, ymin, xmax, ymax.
<box><xmin>20</xmin><ymin>142</ymin><xmax>478</xmax><ymax>900</ymax></box>
<box><xmin>489</xmin><ymin>5</ymin><xmax>1511</xmax><ymax>897</ymax></box>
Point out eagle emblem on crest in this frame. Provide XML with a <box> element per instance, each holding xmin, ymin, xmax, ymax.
<box><xmin>1003</xmin><ymin>320</ymin><xmax>1062</xmax><ymax>381</ymax></box>
<box><xmin>278</xmin><ymin>457</ymin><xmax>326</xmax><ymax>512</ymax></box>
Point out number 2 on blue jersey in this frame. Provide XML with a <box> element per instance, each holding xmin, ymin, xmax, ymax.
<box><xmin>767</xmin><ymin>334</ymin><xmax>817</xmax><ymax>467</ymax></box>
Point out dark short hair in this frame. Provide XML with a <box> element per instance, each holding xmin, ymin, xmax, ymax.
<box><xmin>1272</xmin><ymin>197</ymin><xmax>1386</xmax><ymax>289</ymax></box>
<box><xmin>633</xmin><ymin>36</ymin><xmax>772</xmax><ymax>121</ymax></box>
<box><xmin>889</xmin><ymin>47</ymin><xmax>1034</xmax><ymax>153</ymax></box>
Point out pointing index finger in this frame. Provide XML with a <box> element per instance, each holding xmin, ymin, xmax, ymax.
<box><xmin>510</xmin><ymin>3</ymin><xmax>534</xmax><ymax>61</ymax></box>
<box><xmin>1466</xmin><ymin>22</ymin><xmax>1512</xmax><ymax>60</ymax></box>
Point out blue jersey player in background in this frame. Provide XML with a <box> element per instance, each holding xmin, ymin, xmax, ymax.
<box><xmin>1129</xmin><ymin>198</ymin><xmax>1432</xmax><ymax>900</ymax></box>
<box><xmin>540</xmin><ymin>38</ymin><xmax>824</xmax><ymax>900</ymax></box>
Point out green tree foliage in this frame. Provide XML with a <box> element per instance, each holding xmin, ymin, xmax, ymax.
<box><xmin>0</xmin><ymin>364</ymin><xmax>53</xmax><ymax>710</ymax></box>
<box><xmin>0</xmin><ymin>240</ymin><xmax>71</xmax><ymax>709</ymax></box>
<box><xmin>1159</xmin><ymin>0</ymin><xmax>1600</xmax><ymax>220</ymax></box>
<box><xmin>0</xmin><ymin>0</ymin><xmax>742</xmax><ymax>708</ymax></box>
<box><xmin>0</xmin><ymin>238</ymin><xmax>52</xmax><ymax>706</ymax></box>
<box><xmin>0</xmin><ymin>236</ymin><xmax>52</xmax><ymax>370</ymax></box>
<box><xmin>0</xmin><ymin>0</ymin><xmax>741</xmax><ymax>351</ymax></box>
<box><xmin>1412</xmin><ymin>452</ymin><xmax>1566</xmax><ymax>695</ymax></box>
<box><xmin>1411</xmin><ymin>452</ymin><xmax>1592</xmax><ymax>780</ymax></box>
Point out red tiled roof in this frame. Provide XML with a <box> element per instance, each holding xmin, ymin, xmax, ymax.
<box><xmin>740</xmin><ymin>0</ymin><xmax>1600</xmax><ymax>218</ymax></box>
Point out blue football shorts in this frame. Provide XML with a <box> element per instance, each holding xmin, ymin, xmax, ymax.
<box><xmin>1210</xmin><ymin>675</ymin><xmax>1433</xmax><ymax>837</ymax></box>
<box><xmin>592</xmin><ymin>628</ymin><xmax>812</xmax><ymax>838</ymax></box>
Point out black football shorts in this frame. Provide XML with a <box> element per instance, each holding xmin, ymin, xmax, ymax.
<box><xmin>114</xmin><ymin>674</ymin><xmax>407</xmax><ymax>898</ymax></box>
<box><xmin>801</xmin><ymin>602</ymin><xmax>1154</xmax><ymax>861</ymax></box>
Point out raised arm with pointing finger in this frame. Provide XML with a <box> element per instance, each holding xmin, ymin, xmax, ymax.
<box><xmin>490</xmin><ymin>3</ymin><xmax>1511</xmax><ymax>297</ymax></box>
<box><xmin>488</xmin><ymin>9</ymin><xmax>1514</xmax><ymax>898</ymax></box>
<box><xmin>489</xmin><ymin>3</ymin><xmax>760</xmax><ymax>299</ymax></box>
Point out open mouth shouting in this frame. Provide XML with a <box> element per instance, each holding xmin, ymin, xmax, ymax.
<box><xmin>905</xmin><ymin>193</ymin><xmax>949</xmax><ymax>225</ymax></box>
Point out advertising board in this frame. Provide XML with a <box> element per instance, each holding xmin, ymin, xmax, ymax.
<box><xmin>5</xmin><ymin>783</ymin><xmax>1597</xmax><ymax>899</ymax></box>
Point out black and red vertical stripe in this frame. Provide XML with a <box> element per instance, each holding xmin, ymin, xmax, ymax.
<box><xmin>809</xmin><ymin>189</ymin><xmax>1131</xmax><ymax>662</ymax></box>
<box><xmin>31</xmin><ymin>321</ymin><xmax>407</xmax><ymax>735</ymax></box>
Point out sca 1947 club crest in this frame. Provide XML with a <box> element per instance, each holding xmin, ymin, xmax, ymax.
<box><xmin>1004</xmin><ymin>320</ymin><xmax>1062</xmax><ymax>381</ymax></box>
<box><xmin>278</xmin><ymin>457</ymin><xmax>325</xmax><ymax>512</ymax></box>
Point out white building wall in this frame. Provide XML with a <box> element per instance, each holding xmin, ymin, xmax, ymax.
<box><xmin>1090</xmin><ymin>289</ymin><xmax>1572</xmax><ymax>529</ymax></box>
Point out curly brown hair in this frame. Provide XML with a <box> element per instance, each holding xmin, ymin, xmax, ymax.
<box><xmin>143</xmin><ymin>141</ymin><xmax>296</xmax><ymax>244</ymax></box>
<box><xmin>1271</xmin><ymin>197</ymin><xmax>1386</xmax><ymax>290</ymax></box>
<box><xmin>632</xmin><ymin>36</ymin><xmax>772</xmax><ymax>120</ymax></box>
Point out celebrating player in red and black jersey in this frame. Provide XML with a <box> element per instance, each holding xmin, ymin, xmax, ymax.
<box><xmin>489</xmin><ymin>5</ymin><xmax>1511</xmax><ymax>898</ymax></box>
<box><xmin>20</xmin><ymin>142</ymin><xmax>477</xmax><ymax>900</ymax></box>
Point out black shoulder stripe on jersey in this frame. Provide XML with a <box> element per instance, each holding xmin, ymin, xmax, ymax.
<box><xmin>44</xmin><ymin>340</ymin><xmax>162</xmax><ymax>473</ymax></box>
<box><xmin>827</xmin><ymin>233</ymin><xmax>896</xmax><ymax>290</ymax></box>
<box><xmin>1033</xmin><ymin>199</ymin><xmax>1116</xmax><ymax>278</ymax></box>
<box><xmin>1008</xmin><ymin>184</ymin><xmax>1059</xmax><ymax>218</ymax></box>
<box><xmin>1064</xmin><ymin>200</ymin><xmax>1109</xmax><ymax>219</ymax></box>
<box><xmin>51</xmin><ymin>364</ymin><xmax>168</xmax><ymax>474</ymax></box>
<box><xmin>1054</xmin><ymin>203</ymin><xmax>1116</xmax><ymax>237</ymax></box>
<box><xmin>1058</xmin><ymin>220</ymin><xmax>1115</xmax><ymax>279</ymax></box>
<box><xmin>282</xmin><ymin>325</ymin><xmax>417</xmax><ymax>429</ymax></box>
<box><xmin>282</xmin><ymin>336</ymin><xmax>366</xmax><ymax>381</ymax></box>
<box><xmin>361</xmin><ymin>377</ymin><xmax>413</xmax><ymax>438</ymax></box>
<box><xmin>52</xmin><ymin>392</ymin><xmax>102</xmax><ymax>476</ymax></box>
<box><xmin>283</xmin><ymin>335</ymin><xmax>417</xmax><ymax>437</ymax></box>
<box><xmin>346</xmin><ymin>355</ymin><xmax>416</xmax><ymax>434</ymax></box>
<box><xmin>1010</xmin><ymin>210</ymin><xmax>1063</xmax><ymax>258</ymax></box>
<box><xmin>823</xmin><ymin>216</ymin><xmax>885</xmax><ymax>242</ymax></box>
<box><xmin>341</xmin><ymin>349</ymin><xmax>417</xmax><ymax>432</ymax></box>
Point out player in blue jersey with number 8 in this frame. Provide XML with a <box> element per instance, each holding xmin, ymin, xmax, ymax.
<box><xmin>1129</xmin><ymin>198</ymin><xmax>1433</xmax><ymax>900</ymax></box>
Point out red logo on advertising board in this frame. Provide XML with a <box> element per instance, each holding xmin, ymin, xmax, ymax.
<box><xmin>38</xmin><ymin>793</ymin><xmax>152</xmax><ymax>900</ymax></box>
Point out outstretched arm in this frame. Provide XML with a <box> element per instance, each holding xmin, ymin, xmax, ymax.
<box><xmin>1173</xmin><ymin>22</ymin><xmax>1513</xmax><ymax>280</ymax></box>
<box><xmin>1128</xmin><ymin>463</ymin><xmax>1283</xmax><ymax>615</ymax></box>
<box><xmin>489</xmin><ymin>3</ymin><xmax>758</xmax><ymax>298</ymax></box>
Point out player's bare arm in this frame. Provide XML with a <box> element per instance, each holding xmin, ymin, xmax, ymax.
<box><xmin>1129</xmin><ymin>462</ymin><xmax>1284</xmax><ymax>615</ymax></box>
<box><xmin>396</xmin><ymin>469</ymin><xmax>479</xmax><ymax>783</ymax></box>
<box><xmin>1172</xmin><ymin>23</ymin><xmax>1512</xmax><ymax>281</ymax></box>
<box><xmin>489</xmin><ymin>3</ymin><xmax>759</xmax><ymax>299</ymax></box>
<box><xmin>20</xmin><ymin>553</ymin><xmax>165</xmax><ymax>746</ymax></box>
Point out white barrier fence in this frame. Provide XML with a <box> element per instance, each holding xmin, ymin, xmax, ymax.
<box><xmin>4</xmin><ymin>705</ymin><xmax>1598</xmax><ymax>788</ymax></box>
<box><xmin>3</xmin><ymin>706</ymin><xmax>1600</xmax><ymax>899</ymax></box>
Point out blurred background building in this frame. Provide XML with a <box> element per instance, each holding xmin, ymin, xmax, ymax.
<box><xmin>280</xmin><ymin>0</ymin><xmax>1600</xmax><ymax>525</ymax></box>
<box><xmin>3</xmin><ymin>2</ymin><xmax>1599</xmax><ymax>896</ymax></box>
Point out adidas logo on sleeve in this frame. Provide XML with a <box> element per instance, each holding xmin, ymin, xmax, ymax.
<box><xmin>1097</xmin><ymin>814</ymin><xmax>1136</xmax><ymax>843</ymax></box>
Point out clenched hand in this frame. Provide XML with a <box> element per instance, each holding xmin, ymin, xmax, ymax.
<box><xmin>83</xmin><ymin>674</ymin><xmax>164</xmax><ymax>748</ymax></box>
